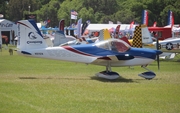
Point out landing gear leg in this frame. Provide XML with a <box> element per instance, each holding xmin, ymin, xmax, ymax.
<box><xmin>95</xmin><ymin>61</ymin><xmax>120</xmax><ymax>80</ymax></box>
<box><xmin>106</xmin><ymin>61</ymin><xmax>111</xmax><ymax>72</ymax></box>
<box><xmin>138</xmin><ymin>66</ymin><xmax>156</xmax><ymax>80</ymax></box>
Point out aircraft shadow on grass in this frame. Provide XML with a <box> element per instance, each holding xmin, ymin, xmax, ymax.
<box><xmin>19</xmin><ymin>76</ymin><xmax>160</xmax><ymax>83</ymax></box>
<box><xmin>90</xmin><ymin>76</ymin><xmax>135</xmax><ymax>83</ymax></box>
<box><xmin>19</xmin><ymin>76</ymin><xmax>135</xmax><ymax>83</ymax></box>
<box><xmin>19</xmin><ymin>77</ymin><xmax>38</xmax><ymax>79</ymax></box>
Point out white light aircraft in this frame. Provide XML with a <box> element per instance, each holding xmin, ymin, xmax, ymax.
<box><xmin>127</xmin><ymin>25</ymin><xmax>177</xmax><ymax>60</ymax></box>
<box><xmin>16</xmin><ymin>20</ymin><xmax>162</xmax><ymax>80</ymax></box>
<box><xmin>153</xmin><ymin>38</ymin><xmax>180</xmax><ymax>53</ymax></box>
<box><xmin>151</xmin><ymin>37</ymin><xmax>180</xmax><ymax>59</ymax></box>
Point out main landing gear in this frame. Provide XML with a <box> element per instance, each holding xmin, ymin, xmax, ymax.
<box><xmin>138</xmin><ymin>66</ymin><xmax>156</xmax><ymax>80</ymax></box>
<box><xmin>95</xmin><ymin>61</ymin><xmax>120</xmax><ymax>80</ymax></box>
<box><xmin>95</xmin><ymin>62</ymin><xmax>156</xmax><ymax>80</ymax></box>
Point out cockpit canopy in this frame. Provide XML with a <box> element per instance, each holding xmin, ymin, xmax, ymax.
<box><xmin>95</xmin><ymin>39</ymin><xmax>130</xmax><ymax>53</ymax></box>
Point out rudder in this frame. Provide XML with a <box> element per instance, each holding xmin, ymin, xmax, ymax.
<box><xmin>132</xmin><ymin>25</ymin><xmax>142</xmax><ymax>48</ymax></box>
<box><xmin>17</xmin><ymin>20</ymin><xmax>47</xmax><ymax>50</ymax></box>
<box><xmin>132</xmin><ymin>24</ymin><xmax>153</xmax><ymax>48</ymax></box>
<box><xmin>98</xmin><ymin>29</ymin><xmax>111</xmax><ymax>41</ymax></box>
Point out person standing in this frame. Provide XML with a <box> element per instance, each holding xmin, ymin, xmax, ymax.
<box><xmin>5</xmin><ymin>36</ymin><xmax>8</xmax><ymax>49</ymax></box>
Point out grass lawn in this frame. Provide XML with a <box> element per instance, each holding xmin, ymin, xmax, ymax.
<box><xmin>0</xmin><ymin>45</ymin><xmax>180</xmax><ymax>113</ymax></box>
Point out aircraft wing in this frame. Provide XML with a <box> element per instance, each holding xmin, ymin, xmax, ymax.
<box><xmin>93</xmin><ymin>54</ymin><xmax>134</xmax><ymax>62</ymax></box>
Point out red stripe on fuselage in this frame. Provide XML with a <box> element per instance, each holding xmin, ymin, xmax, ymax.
<box><xmin>62</xmin><ymin>46</ymin><xmax>93</xmax><ymax>56</ymax></box>
<box><xmin>97</xmin><ymin>57</ymin><xmax>111</xmax><ymax>60</ymax></box>
<box><xmin>62</xmin><ymin>46</ymin><xmax>112</xmax><ymax>60</ymax></box>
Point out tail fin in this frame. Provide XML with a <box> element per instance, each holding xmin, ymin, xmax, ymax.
<box><xmin>81</xmin><ymin>20</ymin><xmax>89</xmax><ymax>36</ymax></box>
<box><xmin>98</xmin><ymin>29</ymin><xmax>111</xmax><ymax>41</ymax></box>
<box><xmin>17</xmin><ymin>20</ymin><xmax>47</xmax><ymax>50</ymax></box>
<box><xmin>76</xmin><ymin>18</ymin><xmax>82</xmax><ymax>38</ymax></box>
<box><xmin>129</xmin><ymin>21</ymin><xmax>134</xmax><ymax>29</ymax></box>
<box><xmin>132</xmin><ymin>25</ymin><xmax>142</xmax><ymax>48</ymax></box>
<box><xmin>59</xmin><ymin>19</ymin><xmax>65</xmax><ymax>32</ymax></box>
<box><xmin>141</xmin><ymin>25</ymin><xmax>153</xmax><ymax>44</ymax></box>
<box><xmin>132</xmin><ymin>24</ymin><xmax>153</xmax><ymax>48</ymax></box>
<box><xmin>152</xmin><ymin>22</ymin><xmax>157</xmax><ymax>27</ymax></box>
<box><xmin>115</xmin><ymin>25</ymin><xmax>120</xmax><ymax>34</ymax></box>
<box><xmin>54</xmin><ymin>31</ymin><xmax>76</xmax><ymax>46</ymax></box>
<box><xmin>168</xmin><ymin>10</ymin><xmax>174</xmax><ymax>27</ymax></box>
<box><xmin>53</xmin><ymin>30</ymin><xmax>66</xmax><ymax>46</ymax></box>
<box><xmin>142</xmin><ymin>10</ymin><xmax>148</xmax><ymax>26</ymax></box>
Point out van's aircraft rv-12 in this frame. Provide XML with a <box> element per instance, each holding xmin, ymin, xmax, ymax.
<box><xmin>16</xmin><ymin>20</ymin><xmax>162</xmax><ymax>80</ymax></box>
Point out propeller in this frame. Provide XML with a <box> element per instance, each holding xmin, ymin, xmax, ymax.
<box><xmin>155</xmin><ymin>32</ymin><xmax>160</xmax><ymax>70</ymax></box>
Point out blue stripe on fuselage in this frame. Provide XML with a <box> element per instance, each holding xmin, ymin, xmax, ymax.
<box><xmin>71</xmin><ymin>44</ymin><xmax>159</xmax><ymax>60</ymax></box>
<box><xmin>71</xmin><ymin>44</ymin><xmax>117</xmax><ymax>56</ymax></box>
<box><xmin>127</xmin><ymin>48</ymin><xmax>158</xmax><ymax>59</ymax></box>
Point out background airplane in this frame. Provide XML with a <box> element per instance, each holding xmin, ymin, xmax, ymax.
<box><xmin>39</xmin><ymin>19</ymin><xmax>77</xmax><ymax>47</ymax></box>
<box><xmin>16</xmin><ymin>19</ymin><xmax>162</xmax><ymax>80</ymax></box>
<box><xmin>123</xmin><ymin>24</ymin><xmax>177</xmax><ymax>60</ymax></box>
<box><xmin>152</xmin><ymin>38</ymin><xmax>180</xmax><ymax>53</ymax></box>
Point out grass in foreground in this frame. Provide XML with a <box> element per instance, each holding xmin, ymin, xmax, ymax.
<box><xmin>0</xmin><ymin>46</ymin><xmax>180</xmax><ymax>113</ymax></box>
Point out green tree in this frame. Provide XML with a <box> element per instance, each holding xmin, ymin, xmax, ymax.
<box><xmin>0</xmin><ymin>0</ymin><xmax>9</xmax><ymax>18</ymax></box>
<box><xmin>4</xmin><ymin>0</ymin><xmax>180</xmax><ymax>26</ymax></box>
<box><xmin>36</xmin><ymin>0</ymin><xmax>60</xmax><ymax>27</ymax></box>
<box><xmin>79</xmin><ymin>7</ymin><xmax>95</xmax><ymax>23</ymax></box>
<box><xmin>57</xmin><ymin>0</ymin><xmax>83</xmax><ymax>26</ymax></box>
<box><xmin>7</xmin><ymin>0</ymin><xmax>40</xmax><ymax>21</ymax></box>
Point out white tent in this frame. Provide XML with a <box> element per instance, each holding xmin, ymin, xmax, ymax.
<box><xmin>0</xmin><ymin>19</ymin><xmax>17</xmax><ymax>45</ymax></box>
<box><xmin>86</xmin><ymin>24</ymin><xmax>136</xmax><ymax>31</ymax></box>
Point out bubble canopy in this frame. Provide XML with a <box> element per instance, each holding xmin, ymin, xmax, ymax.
<box><xmin>95</xmin><ymin>39</ymin><xmax>131</xmax><ymax>53</ymax></box>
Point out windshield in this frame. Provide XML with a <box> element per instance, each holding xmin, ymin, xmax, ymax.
<box><xmin>95</xmin><ymin>39</ymin><xmax>130</xmax><ymax>53</ymax></box>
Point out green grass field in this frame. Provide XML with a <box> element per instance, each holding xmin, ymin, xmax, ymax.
<box><xmin>0</xmin><ymin>45</ymin><xmax>180</xmax><ymax>113</ymax></box>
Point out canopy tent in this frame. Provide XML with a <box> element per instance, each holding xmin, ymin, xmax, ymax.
<box><xmin>0</xmin><ymin>19</ymin><xmax>17</xmax><ymax>45</ymax></box>
<box><xmin>86</xmin><ymin>24</ymin><xmax>135</xmax><ymax>32</ymax></box>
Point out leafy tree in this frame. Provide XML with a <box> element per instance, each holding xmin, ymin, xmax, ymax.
<box><xmin>4</xmin><ymin>0</ymin><xmax>180</xmax><ymax>27</ymax></box>
<box><xmin>141</xmin><ymin>0</ymin><xmax>180</xmax><ymax>26</ymax></box>
<box><xmin>0</xmin><ymin>0</ymin><xmax>9</xmax><ymax>18</ymax></box>
<box><xmin>36</xmin><ymin>0</ymin><xmax>60</xmax><ymax>27</ymax></box>
<box><xmin>7</xmin><ymin>0</ymin><xmax>40</xmax><ymax>21</ymax></box>
<box><xmin>78</xmin><ymin>7</ymin><xmax>95</xmax><ymax>23</ymax></box>
<box><xmin>57</xmin><ymin>0</ymin><xmax>83</xmax><ymax>26</ymax></box>
<box><xmin>114</xmin><ymin>10</ymin><xmax>135</xmax><ymax>24</ymax></box>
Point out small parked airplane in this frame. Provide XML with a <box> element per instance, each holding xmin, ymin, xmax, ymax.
<box><xmin>39</xmin><ymin>19</ymin><xmax>77</xmax><ymax>47</ymax></box>
<box><xmin>152</xmin><ymin>37</ymin><xmax>180</xmax><ymax>53</ymax></box>
<box><xmin>16</xmin><ymin>20</ymin><xmax>162</xmax><ymax>80</ymax></box>
<box><xmin>126</xmin><ymin>24</ymin><xmax>177</xmax><ymax>60</ymax></box>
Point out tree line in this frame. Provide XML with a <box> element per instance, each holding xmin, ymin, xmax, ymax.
<box><xmin>0</xmin><ymin>0</ymin><xmax>180</xmax><ymax>27</ymax></box>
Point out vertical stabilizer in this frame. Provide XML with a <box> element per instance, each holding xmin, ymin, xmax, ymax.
<box><xmin>142</xmin><ymin>10</ymin><xmax>148</xmax><ymax>26</ymax></box>
<box><xmin>59</xmin><ymin>19</ymin><xmax>65</xmax><ymax>31</ymax></box>
<box><xmin>132</xmin><ymin>24</ymin><xmax>153</xmax><ymax>48</ymax></box>
<box><xmin>132</xmin><ymin>25</ymin><xmax>142</xmax><ymax>48</ymax></box>
<box><xmin>54</xmin><ymin>31</ymin><xmax>76</xmax><ymax>46</ymax></box>
<box><xmin>141</xmin><ymin>25</ymin><xmax>153</xmax><ymax>44</ymax></box>
<box><xmin>53</xmin><ymin>30</ymin><xmax>66</xmax><ymax>46</ymax></box>
<box><xmin>17</xmin><ymin>20</ymin><xmax>47</xmax><ymax>50</ymax></box>
<box><xmin>98</xmin><ymin>29</ymin><xmax>111</xmax><ymax>41</ymax></box>
<box><xmin>168</xmin><ymin>10</ymin><xmax>174</xmax><ymax>27</ymax></box>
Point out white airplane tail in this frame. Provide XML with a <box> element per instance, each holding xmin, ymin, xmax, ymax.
<box><xmin>53</xmin><ymin>31</ymin><xmax>66</xmax><ymax>46</ymax></box>
<box><xmin>54</xmin><ymin>31</ymin><xmax>76</xmax><ymax>46</ymax></box>
<box><xmin>132</xmin><ymin>24</ymin><xmax>153</xmax><ymax>48</ymax></box>
<box><xmin>98</xmin><ymin>29</ymin><xmax>111</xmax><ymax>41</ymax></box>
<box><xmin>17</xmin><ymin>20</ymin><xmax>47</xmax><ymax>50</ymax></box>
<box><xmin>141</xmin><ymin>25</ymin><xmax>153</xmax><ymax>44</ymax></box>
